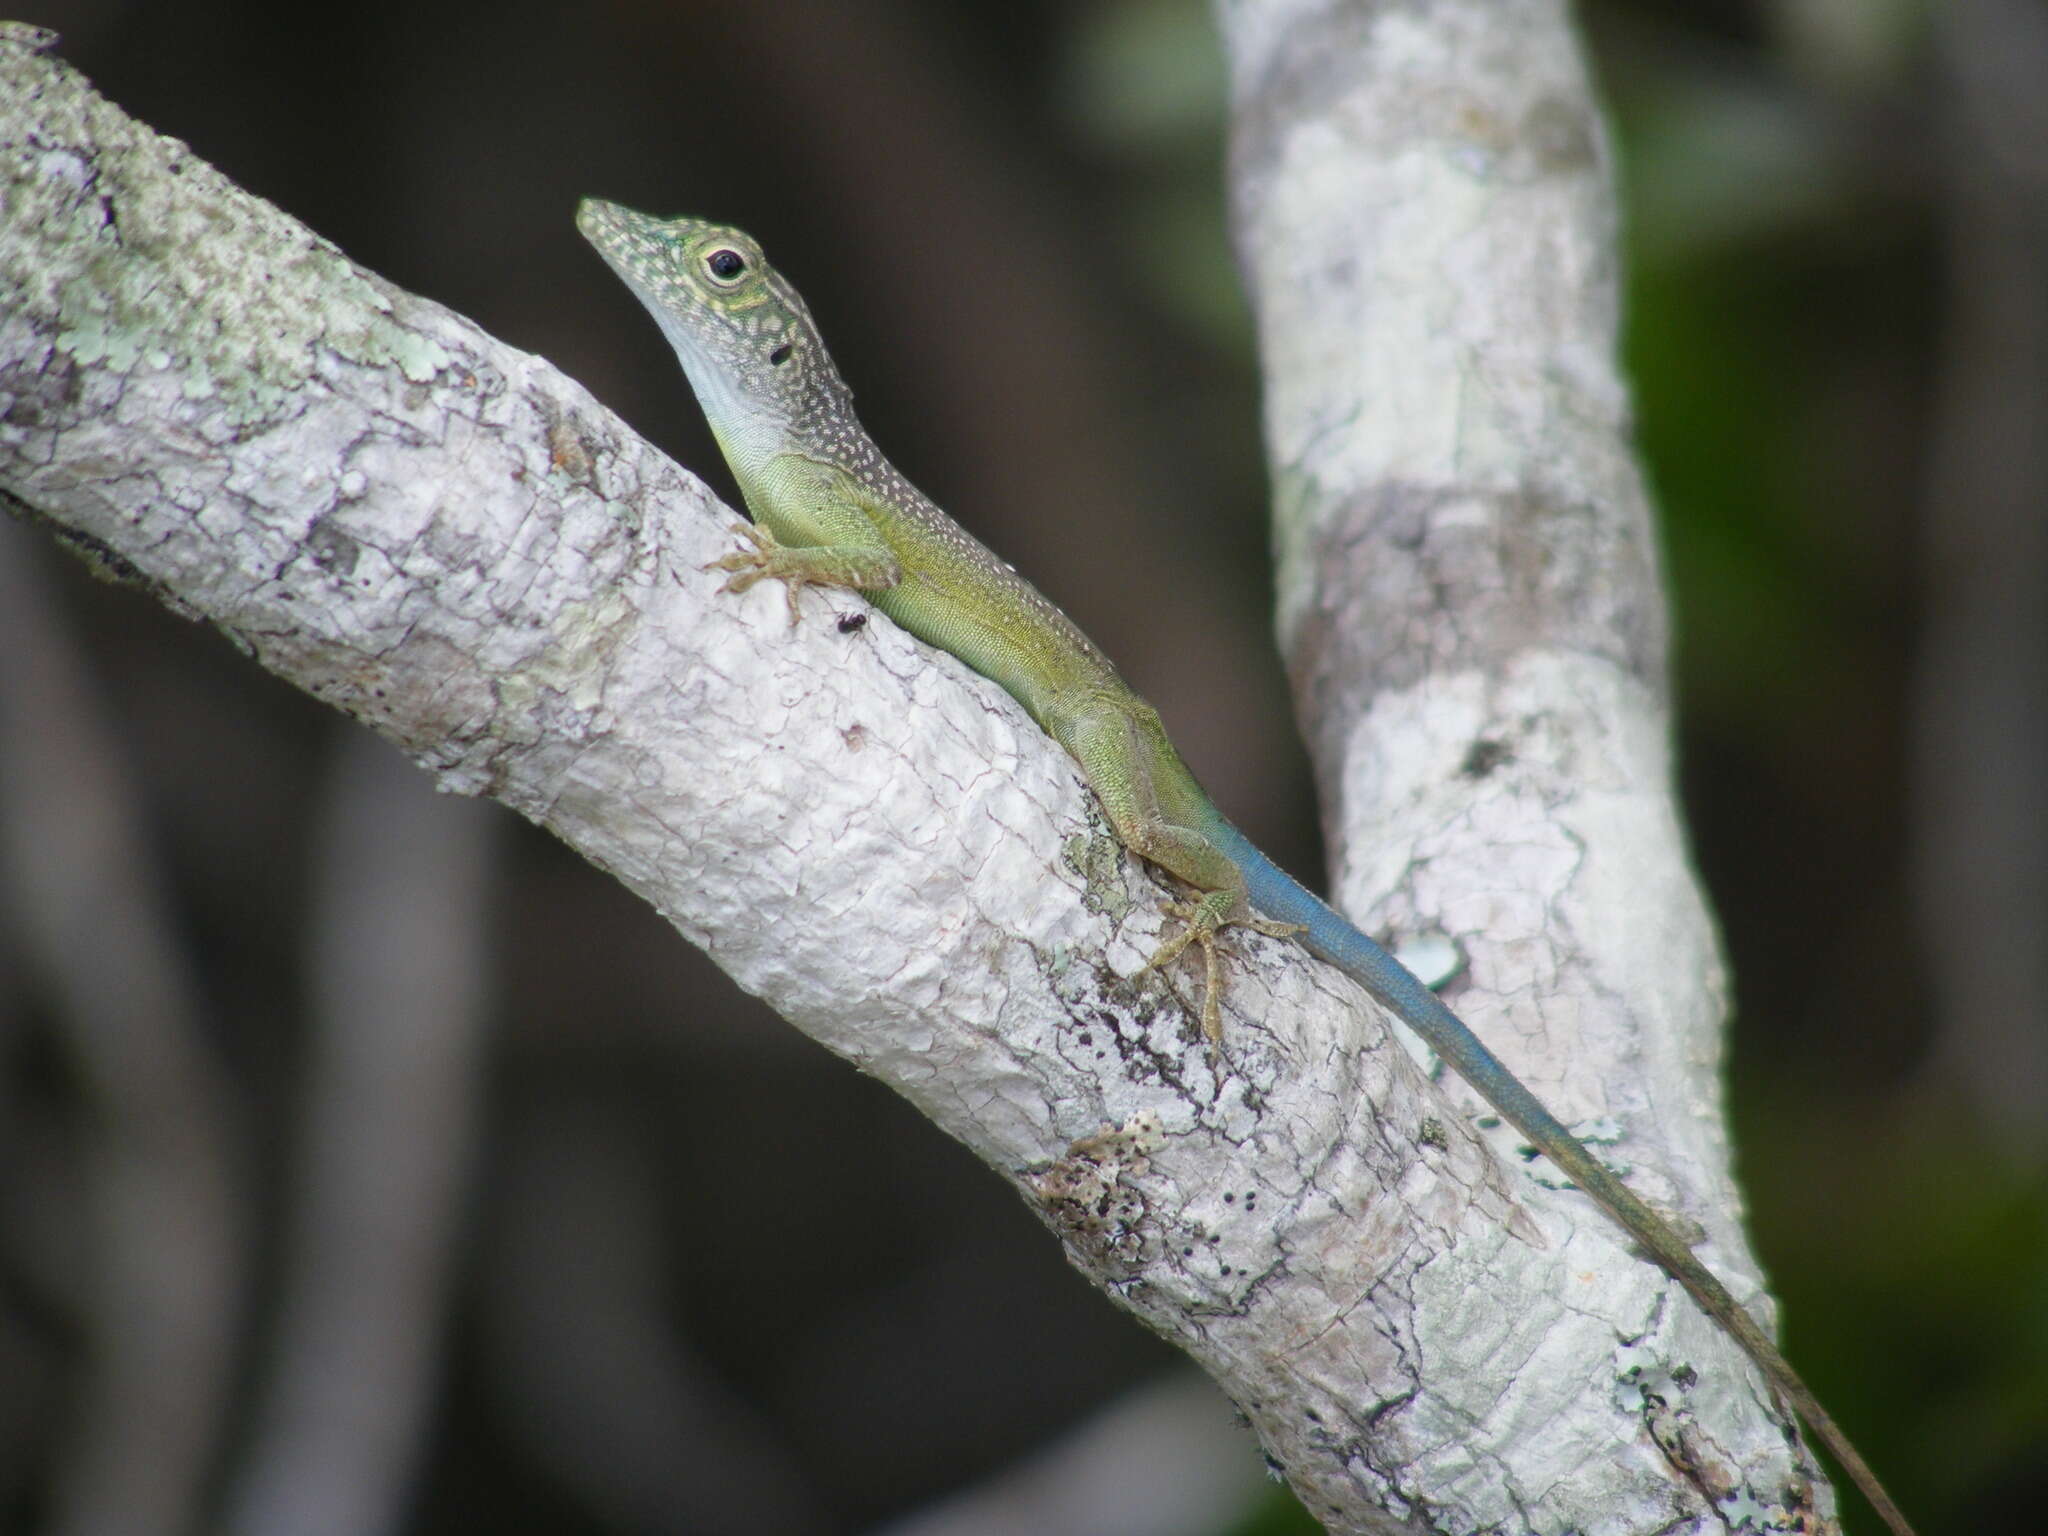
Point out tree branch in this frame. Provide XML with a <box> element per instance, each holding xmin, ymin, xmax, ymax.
<box><xmin>1</xmin><ymin>17</ymin><xmax>1832</xmax><ymax>1533</ymax></box>
<box><xmin>1219</xmin><ymin>0</ymin><xmax>1835</xmax><ymax>1529</ymax></box>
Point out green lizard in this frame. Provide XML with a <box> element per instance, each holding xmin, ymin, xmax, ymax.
<box><xmin>576</xmin><ymin>198</ymin><xmax>1915</xmax><ymax>1536</ymax></box>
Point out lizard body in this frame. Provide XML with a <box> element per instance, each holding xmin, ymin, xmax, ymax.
<box><xmin>576</xmin><ymin>198</ymin><xmax>1913</xmax><ymax>1536</ymax></box>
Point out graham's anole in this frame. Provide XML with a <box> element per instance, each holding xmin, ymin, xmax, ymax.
<box><xmin>576</xmin><ymin>198</ymin><xmax>1913</xmax><ymax>1536</ymax></box>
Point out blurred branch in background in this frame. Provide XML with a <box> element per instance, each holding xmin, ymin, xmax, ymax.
<box><xmin>221</xmin><ymin>731</ymin><xmax>493</xmax><ymax>1536</ymax></box>
<box><xmin>870</xmin><ymin>1370</ymin><xmax>1265</xmax><ymax>1536</ymax></box>
<box><xmin>478</xmin><ymin>1094</ymin><xmax>833</xmax><ymax>1536</ymax></box>
<box><xmin>0</xmin><ymin>517</ymin><xmax>243</xmax><ymax>1536</ymax></box>
<box><xmin>1914</xmin><ymin>0</ymin><xmax>2048</xmax><ymax>1159</ymax></box>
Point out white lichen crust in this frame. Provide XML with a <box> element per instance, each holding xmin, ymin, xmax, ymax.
<box><xmin>1218</xmin><ymin>0</ymin><xmax>1836</xmax><ymax>1530</ymax></box>
<box><xmin>1</xmin><ymin>19</ymin><xmax>1829</xmax><ymax>1536</ymax></box>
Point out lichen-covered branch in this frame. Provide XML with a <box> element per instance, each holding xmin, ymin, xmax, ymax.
<box><xmin>3</xmin><ymin>18</ymin><xmax>1827</xmax><ymax>1535</ymax></box>
<box><xmin>1217</xmin><ymin>0</ymin><xmax>1832</xmax><ymax>1530</ymax></box>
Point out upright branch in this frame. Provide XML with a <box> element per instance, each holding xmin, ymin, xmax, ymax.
<box><xmin>0</xmin><ymin>18</ymin><xmax>1873</xmax><ymax>1534</ymax></box>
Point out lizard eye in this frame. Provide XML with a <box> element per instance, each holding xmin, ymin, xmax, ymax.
<box><xmin>704</xmin><ymin>249</ymin><xmax>747</xmax><ymax>282</ymax></box>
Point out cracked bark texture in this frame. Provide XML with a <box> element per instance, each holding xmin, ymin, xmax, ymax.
<box><xmin>1219</xmin><ymin>0</ymin><xmax>1833</xmax><ymax>1530</ymax></box>
<box><xmin>1</xmin><ymin>14</ymin><xmax>1827</xmax><ymax>1536</ymax></box>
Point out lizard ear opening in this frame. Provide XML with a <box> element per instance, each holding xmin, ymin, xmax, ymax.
<box><xmin>769</xmin><ymin>343</ymin><xmax>793</xmax><ymax>366</ymax></box>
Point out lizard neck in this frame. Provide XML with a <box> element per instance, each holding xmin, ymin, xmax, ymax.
<box><xmin>647</xmin><ymin>321</ymin><xmax>790</xmax><ymax>482</ymax></box>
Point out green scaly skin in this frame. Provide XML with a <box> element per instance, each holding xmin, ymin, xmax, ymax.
<box><xmin>576</xmin><ymin>198</ymin><xmax>1914</xmax><ymax>1536</ymax></box>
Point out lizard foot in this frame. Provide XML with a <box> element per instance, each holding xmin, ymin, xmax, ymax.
<box><xmin>1144</xmin><ymin>894</ymin><xmax>1302</xmax><ymax>1051</ymax></box>
<box><xmin>703</xmin><ymin>522</ymin><xmax>809</xmax><ymax>626</ymax></box>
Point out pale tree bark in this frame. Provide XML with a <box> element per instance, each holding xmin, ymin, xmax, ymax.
<box><xmin>1216</xmin><ymin>0</ymin><xmax>1828</xmax><ymax>1529</ymax></box>
<box><xmin>0</xmin><ymin>15</ymin><xmax>1835</xmax><ymax>1536</ymax></box>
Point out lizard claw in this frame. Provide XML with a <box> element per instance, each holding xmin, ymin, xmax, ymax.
<box><xmin>1144</xmin><ymin>897</ymin><xmax>1304</xmax><ymax>1054</ymax></box>
<box><xmin>1142</xmin><ymin>897</ymin><xmax>1224</xmax><ymax>1052</ymax></box>
<box><xmin>703</xmin><ymin>523</ymin><xmax>805</xmax><ymax>625</ymax></box>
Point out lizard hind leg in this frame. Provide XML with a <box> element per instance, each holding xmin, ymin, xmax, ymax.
<box><xmin>1055</xmin><ymin>690</ymin><xmax>1299</xmax><ymax>1047</ymax></box>
<box><xmin>1145</xmin><ymin>888</ymin><xmax>1301</xmax><ymax>1047</ymax></box>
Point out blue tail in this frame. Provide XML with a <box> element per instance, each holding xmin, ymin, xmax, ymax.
<box><xmin>1195</xmin><ymin>812</ymin><xmax>1916</xmax><ymax>1536</ymax></box>
<box><xmin>1201</xmin><ymin>814</ymin><xmax>1574</xmax><ymax>1150</ymax></box>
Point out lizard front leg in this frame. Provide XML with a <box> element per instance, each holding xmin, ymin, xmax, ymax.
<box><xmin>705</xmin><ymin>521</ymin><xmax>901</xmax><ymax>626</ymax></box>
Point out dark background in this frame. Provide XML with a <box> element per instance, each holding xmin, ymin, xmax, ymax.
<box><xmin>2</xmin><ymin>2</ymin><xmax>2042</xmax><ymax>1533</ymax></box>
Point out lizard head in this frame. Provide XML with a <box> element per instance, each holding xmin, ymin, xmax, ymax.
<box><xmin>576</xmin><ymin>199</ymin><xmax>849</xmax><ymax>473</ymax></box>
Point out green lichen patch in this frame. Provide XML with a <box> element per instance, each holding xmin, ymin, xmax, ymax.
<box><xmin>1062</xmin><ymin>818</ymin><xmax>1134</xmax><ymax>922</ymax></box>
<box><xmin>1</xmin><ymin>34</ymin><xmax>451</xmax><ymax>428</ymax></box>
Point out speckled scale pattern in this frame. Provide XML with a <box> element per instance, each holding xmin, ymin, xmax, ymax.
<box><xmin>576</xmin><ymin>199</ymin><xmax>1116</xmax><ymax>713</ymax></box>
